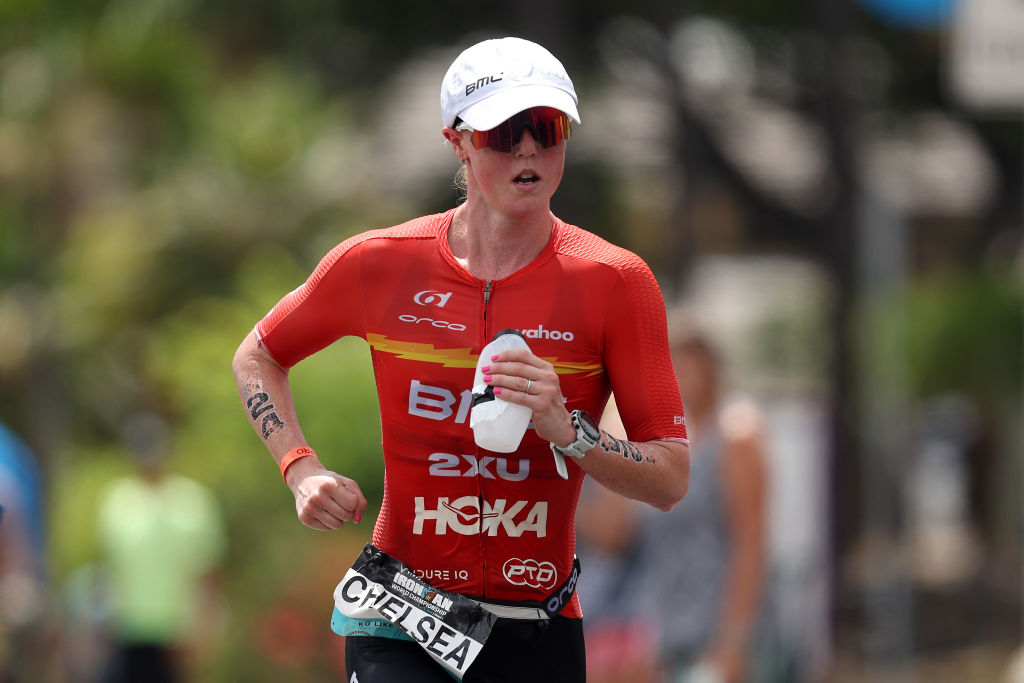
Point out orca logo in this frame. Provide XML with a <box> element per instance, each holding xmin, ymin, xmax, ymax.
<box><xmin>414</xmin><ymin>290</ymin><xmax>453</xmax><ymax>307</ymax></box>
<box><xmin>399</xmin><ymin>314</ymin><xmax>466</xmax><ymax>331</ymax></box>
<box><xmin>546</xmin><ymin>562</ymin><xmax>580</xmax><ymax>615</ymax></box>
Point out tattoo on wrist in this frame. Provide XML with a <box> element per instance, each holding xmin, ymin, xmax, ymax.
<box><xmin>599</xmin><ymin>434</ymin><xmax>655</xmax><ymax>464</ymax></box>
<box><xmin>243</xmin><ymin>376</ymin><xmax>286</xmax><ymax>439</ymax></box>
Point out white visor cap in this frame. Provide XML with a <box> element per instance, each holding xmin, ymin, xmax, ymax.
<box><xmin>440</xmin><ymin>37</ymin><xmax>581</xmax><ymax>131</ymax></box>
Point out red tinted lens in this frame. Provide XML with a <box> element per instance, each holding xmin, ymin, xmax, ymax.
<box><xmin>469</xmin><ymin>107</ymin><xmax>571</xmax><ymax>153</ymax></box>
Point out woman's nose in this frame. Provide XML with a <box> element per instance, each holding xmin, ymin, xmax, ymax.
<box><xmin>514</xmin><ymin>129</ymin><xmax>540</xmax><ymax>155</ymax></box>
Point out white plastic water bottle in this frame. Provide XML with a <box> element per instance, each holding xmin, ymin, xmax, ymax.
<box><xmin>470</xmin><ymin>329</ymin><xmax>533</xmax><ymax>452</ymax></box>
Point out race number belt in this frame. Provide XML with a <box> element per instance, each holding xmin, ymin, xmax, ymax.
<box><xmin>333</xmin><ymin>543</ymin><xmax>581</xmax><ymax>679</ymax></box>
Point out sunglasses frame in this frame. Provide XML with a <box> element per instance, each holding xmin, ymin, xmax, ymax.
<box><xmin>456</xmin><ymin>107</ymin><xmax>571</xmax><ymax>154</ymax></box>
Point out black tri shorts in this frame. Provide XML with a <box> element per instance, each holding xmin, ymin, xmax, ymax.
<box><xmin>344</xmin><ymin>614</ymin><xmax>586</xmax><ymax>683</ymax></box>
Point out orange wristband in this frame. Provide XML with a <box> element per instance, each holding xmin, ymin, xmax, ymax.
<box><xmin>280</xmin><ymin>446</ymin><xmax>317</xmax><ymax>481</ymax></box>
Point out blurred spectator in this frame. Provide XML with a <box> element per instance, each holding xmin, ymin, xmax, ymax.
<box><xmin>0</xmin><ymin>421</ymin><xmax>49</xmax><ymax>683</ymax></box>
<box><xmin>60</xmin><ymin>562</ymin><xmax>115</xmax><ymax>683</ymax></box>
<box><xmin>577</xmin><ymin>322</ymin><xmax>778</xmax><ymax>683</ymax></box>
<box><xmin>96</xmin><ymin>414</ymin><xmax>227</xmax><ymax>683</ymax></box>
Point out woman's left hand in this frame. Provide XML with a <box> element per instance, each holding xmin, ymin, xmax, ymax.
<box><xmin>482</xmin><ymin>347</ymin><xmax>576</xmax><ymax>446</ymax></box>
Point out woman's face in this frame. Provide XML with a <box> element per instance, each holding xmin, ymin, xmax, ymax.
<box><xmin>446</xmin><ymin>122</ymin><xmax>566</xmax><ymax>220</ymax></box>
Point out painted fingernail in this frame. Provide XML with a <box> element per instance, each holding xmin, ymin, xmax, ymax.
<box><xmin>491</xmin><ymin>354</ymin><xmax>499</xmax><ymax>361</ymax></box>
<box><xmin>481</xmin><ymin>365</ymin><xmax>491</xmax><ymax>373</ymax></box>
<box><xmin>494</xmin><ymin>388</ymin><xmax>503</xmax><ymax>395</ymax></box>
<box><xmin>483</xmin><ymin>374</ymin><xmax>492</xmax><ymax>382</ymax></box>
<box><xmin>355</xmin><ymin>511</ymin><xmax>362</xmax><ymax>523</ymax></box>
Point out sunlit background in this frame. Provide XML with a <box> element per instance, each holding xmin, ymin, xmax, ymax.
<box><xmin>0</xmin><ymin>0</ymin><xmax>1021</xmax><ymax>680</ymax></box>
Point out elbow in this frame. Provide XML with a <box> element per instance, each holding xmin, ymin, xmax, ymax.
<box><xmin>232</xmin><ymin>335</ymin><xmax>251</xmax><ymax>375</ymax></box>
<box><xmin>233</xmin><ymin>331</ymin><xmax>269</xmax><ymax>378</ymax></box>
<box><xmin>652</xmin><ymin>471</ymin><xmax>689</xmax><ymax>512</ymax></box>
<box><xmin>652</xmin><ymin>448</ymin><xmax>690</xmax><ymax>511</ymax></box>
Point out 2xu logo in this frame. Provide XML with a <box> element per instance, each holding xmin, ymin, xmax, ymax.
<box><xmin>428</xmin><ymin>453</ymin><xmax>529</xmax><ymax>481</ymax></box>
<box><xmin>502</xmin><ymin>558</ymin><xmax>557</xmax><ymax>590</ymax></box>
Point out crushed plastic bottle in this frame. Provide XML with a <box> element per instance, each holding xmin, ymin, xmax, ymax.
<box><xmin>470</xmin><ymin>329</ymin><xmax>533</xmax><ymax>452</ymax></box>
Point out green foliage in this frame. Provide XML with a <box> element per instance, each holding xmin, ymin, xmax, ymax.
<box><xmin>48</xmin><ymin>443</ymin><xmax>134</xmax><ymax>572</ymax></box>
<box><xmin>1</xmin><ymin>5</ymin><xmax>388</xmax><ymax>676</ymax></box>
<box><xmin>904</xmin><ymin>272</ymin><xmax>1022</xmax><ymax>399</ymax></box>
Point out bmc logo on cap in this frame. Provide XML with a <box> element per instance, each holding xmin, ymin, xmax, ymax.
<box><xmin>466</xmin><ymin>74</ymin><xmax>503</xmax><ymax>96</ymax></box>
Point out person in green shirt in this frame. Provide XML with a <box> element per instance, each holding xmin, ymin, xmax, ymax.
<box><xmin>96</xmin><ymin>415</ymin><xmax>226</xmax><ymax>683</ymax></box>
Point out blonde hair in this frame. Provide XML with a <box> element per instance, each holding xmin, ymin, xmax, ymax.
<box><xmin>453</xmin><ymin>163</ymin><xmax>468</xmax><ymax>203</ymax></box>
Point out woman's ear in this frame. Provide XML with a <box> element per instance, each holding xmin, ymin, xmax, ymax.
<box><xmin>442</xmin><ymin>127</ymin><xmax>468</xmax><ymax>162</ymax></box>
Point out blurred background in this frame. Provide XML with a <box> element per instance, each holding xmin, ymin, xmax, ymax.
<box><xmin>0</xmin><ymin>0</ymin><xmax>1021</xmax><ymax>681</ymax></box>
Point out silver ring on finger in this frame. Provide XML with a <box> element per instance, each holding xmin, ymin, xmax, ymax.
<box><xmin>525</xmin><ymin>379</ymin><xmax>532</xmax><ymax>394</ymax></box>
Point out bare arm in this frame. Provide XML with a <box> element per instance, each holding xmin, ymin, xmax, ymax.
<box><xmin>705</xmin><ymin>400</ymin><xmax>768</xmax><ymax>682</ymax></box>
<box><xmin>232</xmin><ymin>330</ymin><xmax>367</xmax><ymax>530</ymax></box>
<box><xmin>483</xmin><ymin>349</ymin><xmax>689</xmax><ymax>511</ymax></box>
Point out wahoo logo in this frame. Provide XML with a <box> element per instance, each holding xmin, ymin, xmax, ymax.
<box><xmin>521</xmin><ymin>324</ymin><xmax>575</xmax><ymax>341</ymax></box>
<box><xmin>465</xmin><ymin>74</ymin><xmax>503</xmax><ymax>96</ymax></box>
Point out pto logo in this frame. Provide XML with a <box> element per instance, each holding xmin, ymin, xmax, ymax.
<box><xmin>414</xmin><ymin>290</ymin><xmax>452</xmax><ymax>307</ymax></box>
<box><xmin>503</xmin><ymin>558</ymin><xmax>557</xmax><ymax>590</ymax></box>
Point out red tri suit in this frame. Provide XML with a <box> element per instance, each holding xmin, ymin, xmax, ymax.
<box><xmin>256</xmin><ymin>209</ymin><xmax>686</xmax><ymax>618</ymax></box>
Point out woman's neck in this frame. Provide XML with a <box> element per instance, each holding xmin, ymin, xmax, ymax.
<box><xmin>448</xmin><ymin>204</ymin><xmax>553</xmax><ymax>280</ymax></box>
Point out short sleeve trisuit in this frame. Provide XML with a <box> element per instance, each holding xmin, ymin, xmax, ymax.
<box><xmin>256</xmin><ymin>209</ymin><xmax>687</xmax><ymax>618</ymax></box>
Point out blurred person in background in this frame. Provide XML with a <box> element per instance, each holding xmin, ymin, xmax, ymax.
<box><xmin>0</xmin><ymin>422</ymin><xmax>49</xmax><ymax>683</ymax></box>
<box><xmin>232</xmin><ymin>36</ymin><xmax>689</xmax><ymax>682</ymax></box>
<box><xmin>577</xmin><ymin>320</ymin><xmax>772</xmax><ymax>683</ymax></box>
<box><xmin>96</xmin><ymin>413</ymin><xmax>227</xmax><ymax>683</ymax></box>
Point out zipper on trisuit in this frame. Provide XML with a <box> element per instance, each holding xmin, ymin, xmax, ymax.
<box><xmin>482</xmin><ymin>280</ymin><xmax>492</xmax><ymax>340</ymax></box>
<box><xmin>479</xmin><ymin>279</ymin><xmax>493</xmax><ymax>596</ymax></box>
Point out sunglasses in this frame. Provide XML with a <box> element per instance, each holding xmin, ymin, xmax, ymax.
<box><xmin>457</xmin><ymin>107</ymin><xmax>571</xmax><ymax>153</ymax></box>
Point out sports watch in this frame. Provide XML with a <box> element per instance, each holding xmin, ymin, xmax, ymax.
<box><xmin>549</xmin><ymin>410</ymin><xmax>601</xmax><ymax>479</ymax></box>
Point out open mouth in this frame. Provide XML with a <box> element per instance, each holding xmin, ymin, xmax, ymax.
<box><xmin>513</xmin><ymin>172</ymin><xmax>540</xmax><ymax>185</ymax></box>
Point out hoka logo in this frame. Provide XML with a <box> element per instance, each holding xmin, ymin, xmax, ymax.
<box><xmin>413</xmin><ymin>496</ymin><xmax>547</xmax><ymax>537</ymax></box>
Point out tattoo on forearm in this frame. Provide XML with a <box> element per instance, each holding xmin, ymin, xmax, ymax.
<box><xmin>243</xmin><ymin>376</ymin><xmax>286</xmax><ymax>439</ymax></box>
<box><xmin>599</xmin><ymin>433</ymin><xmax>656</xmax><ymax>465</ymax></box>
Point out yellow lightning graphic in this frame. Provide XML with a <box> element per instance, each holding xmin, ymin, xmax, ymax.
<box><xmin>367</xmin><ymin>333</ymin><xmax>604</xmax><ymax>376</ymax></box>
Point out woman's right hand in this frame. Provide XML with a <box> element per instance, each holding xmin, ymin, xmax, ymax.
<box><xmin>286</xmin><ymin>458</ymin><xmax>368</xmax><ymax>530</ymax></box>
